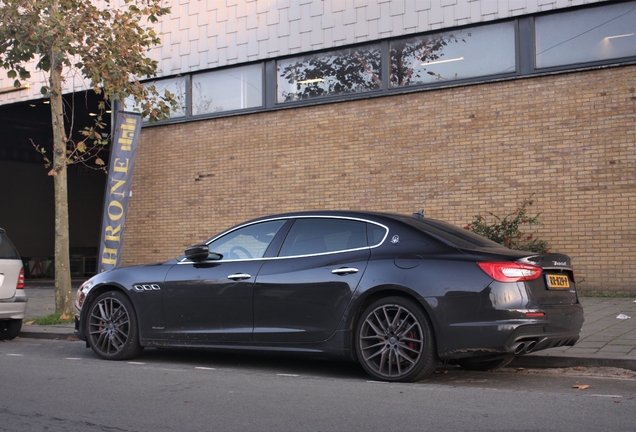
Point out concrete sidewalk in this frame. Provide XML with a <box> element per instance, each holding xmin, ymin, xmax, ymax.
<box><xmin>16</xmin><ymin>280</ymin><xmax>636</xmax><ymax>371</ymax></box>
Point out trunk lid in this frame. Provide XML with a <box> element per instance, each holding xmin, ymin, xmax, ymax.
<box><xmin>0</xmin><ymin>259</ymin><xmax>22</xmax><ymax>300</ymax></box>
<box><xmin>520</xmin><ymin>253</ymin><xmax>579</xmax><ymax>306</ymax></box>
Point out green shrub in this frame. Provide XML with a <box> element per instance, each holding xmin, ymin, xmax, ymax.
<box><xmin>464</xmin><ymin>196</ymin><xmax>550</xmax><ymax>253</ymax></box>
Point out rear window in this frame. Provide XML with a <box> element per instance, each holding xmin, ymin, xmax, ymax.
<box><xmin>0</xmin><ymin>231</ymin><xmax>20</xmax><ymax>260</ymax></box>
<box><xmin>400</xmin><ymin>217</ymin><xmax>505</xmax><ymax>250</ymax></box>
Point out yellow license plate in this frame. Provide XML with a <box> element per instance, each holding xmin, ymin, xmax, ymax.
<box><xmin>547</xmin><ymin>274</ymin><xmax>570</xmax><ymax>289</ymax></box>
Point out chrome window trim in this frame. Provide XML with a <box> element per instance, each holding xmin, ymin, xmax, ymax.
<box><xmin>176</xmin><ymin>215</ymin><xmax>389</xmax><ymax>264</ymax></box>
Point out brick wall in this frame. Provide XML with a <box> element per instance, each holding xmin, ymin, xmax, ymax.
<box><xmin>122</xmin><ymin>65</ymin><xmax>636</xmax><ymax>293</ymax></box>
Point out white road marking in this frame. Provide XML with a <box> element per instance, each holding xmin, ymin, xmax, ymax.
<box><xmin>277</xmin><ymin>373</ymin><xmax>300</xmax><ymax>377</ymax></box>
<box><xmin>590</xmin><ymin>394</ymin><xmax>623</xmax><ymax>398</ymax></box>
<box><xmin>195</xmin><ymin>367</ymin><xmax>216</xmax><ymax>371</ymax></box>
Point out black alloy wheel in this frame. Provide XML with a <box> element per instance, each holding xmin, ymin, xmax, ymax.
<box><xmin>355</xmin><ymin>296</ymin><xmax>437</xmax><ymax>382</ymax></box>
<box><xmin>87</xmin><ymin>291</ymin><xmax>142</xmax><ymax>360</ymax></box>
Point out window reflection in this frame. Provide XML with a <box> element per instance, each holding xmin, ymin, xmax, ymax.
<box><xmin>125</xmin><ymin>2</ymin><xmax>636</xmax><ymax>121</ymax></box>
<box><xmin>390</xmin><ymin>22</ymin><xmax>515</xmax><ymax>87</ymax></box>
<box><xmin>276</xmin><ymin>45</ymin><xmax>382</xmax><ymax>103</ymax></box>
<box><xmin>192</xmin><ymin>64</ymin><xmax>263</xmax><ymax>115</ymax></box>
<box><xmin>535</xmin><ymin>1</ymin><xmax>636</xmax><ymax>68</ymax></box>
<box><xmin>279</xmin><ymin>218</ymin><xmax>368</xmax><ymax>257</ymax></box>
<box><xmin>122</xmin><ymin>76</ymin><xmax>187</xmax><ymax>119</ymax></box>
<box><xmin>207</xmin><ymin>220</ymin><xmax>286</xmax><ymax>260</ymax></box>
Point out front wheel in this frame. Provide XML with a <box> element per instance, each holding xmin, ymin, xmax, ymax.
<box><xmin>87</xmin><ymin>291</ymin><xmax>142</xmax><ymax>360</ymax></box>
<box><xmin>355</xmin><ymin>296</ymin><xmax>438</xmax><ymax>382</ymax></box>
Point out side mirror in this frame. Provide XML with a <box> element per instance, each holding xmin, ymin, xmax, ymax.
<box><xmin>184</xmin><ymin>244</ymin><xmax>222</xmax><ymax>262</ymax></box>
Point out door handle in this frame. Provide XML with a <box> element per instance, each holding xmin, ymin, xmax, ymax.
<box><xmin>227</xmin><ymin>273</ymin><xmax>252</xmax><ymax>280</ymax></box>
<box><xmin>331</xmin><ymin>267</ymin><xmax>359</xmax><ymax>275</ymax></box>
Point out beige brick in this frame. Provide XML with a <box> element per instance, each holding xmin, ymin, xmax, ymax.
<box><xmin>122</xmin><ymin>65</ymin><xmax>636</xmax><ymax>293</ymax></box>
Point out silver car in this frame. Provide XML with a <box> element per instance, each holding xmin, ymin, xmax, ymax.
<box><xmin>0</xmin><ymin>228</ymin><xmax>26</xmax><ymax>340</ymax></box>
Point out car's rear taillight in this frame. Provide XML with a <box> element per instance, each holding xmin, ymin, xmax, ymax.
<box><xmin>478</xmin><ymin>262</ymin><xmax>543</xmax><ymax>283</ymax></box>
<box><xmin>17</xmin><ymin>268</ymin><xmax>25</xmax><ymax>289</ymax></box>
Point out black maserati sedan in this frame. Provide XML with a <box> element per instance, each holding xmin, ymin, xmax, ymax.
<box><xmin>75</xmin><ymin>211</ymin><xmax>583</xmax><ymax>382</ymax></box>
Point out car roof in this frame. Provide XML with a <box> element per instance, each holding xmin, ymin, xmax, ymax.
<box><xmin>244</xmin><ymin>210</ymin><xmax>413</xmax><ymax>224</ymax></box>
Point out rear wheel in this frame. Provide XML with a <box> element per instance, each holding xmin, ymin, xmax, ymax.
<box><xmin>0</xmin><ymin>319</ymin><xmax>22</xmax><ymax>340</ymax></box>
<box><xmin>456</xmin><ymin>356</ymin><xmax>514</xmax><ymax>371</ymax></box>
<box><xmin>355</xmin><ymin>296</ymin><xmax>437</xmax><ymax>382</ymax></box>
<box><xmin>87</xmin><ymin>291</ymin><xmax>142</xmax><ymax>360</ymax></box>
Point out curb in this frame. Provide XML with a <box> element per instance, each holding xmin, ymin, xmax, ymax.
<box><xmin>19</xmin><ymin>327</ymin><xmax>76</xmax><ymax>341</ymax></box>
<box><xmin>511</xmin><ymin>355</ymin><xmax>636</xmax><ymax>372</ymax></box>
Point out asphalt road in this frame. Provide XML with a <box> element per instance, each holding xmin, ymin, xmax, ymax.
<box><xmin>2</xmin><ymin>338</ymin><xmax>635</xmax><ymax>432</ymax></box>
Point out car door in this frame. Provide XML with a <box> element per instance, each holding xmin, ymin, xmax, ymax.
<box><xmin>162</xmin><ymin>219</ymin><xmax>287</xmax><ymax>342</ymax></box>
<box><xmin>253</xmin><ymin>217</ymin><xmax>371</xmax><ymax>343</ymax></box>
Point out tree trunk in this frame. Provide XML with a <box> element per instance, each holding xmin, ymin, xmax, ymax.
<box><xmin>50</xmin><ymin>52</ymin><xmax>73</xmax><ymax>314</ymax></box>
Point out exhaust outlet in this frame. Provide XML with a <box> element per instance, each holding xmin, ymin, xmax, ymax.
<box><xmin>512</xmin><ymin>342</ymin><xmax>526</xmax><ymax>355</ymax></box>
<box><xmin>525</xmin><ymin>341</ymin><xmax>537</xmax><ymax>353</ymax></box>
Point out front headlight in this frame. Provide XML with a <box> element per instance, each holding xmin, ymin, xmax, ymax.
<box><xmin>75</xmin><ymin>279</ymin><xmax>95</xmax><ymax>310</ymax></box>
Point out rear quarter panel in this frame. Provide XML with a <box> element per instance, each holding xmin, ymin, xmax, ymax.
<box><xmin>350</xmin><ymin>247</ymin><xmax>497</xmax><ymax>357</ymax></box>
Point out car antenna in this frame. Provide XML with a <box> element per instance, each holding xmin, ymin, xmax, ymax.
<box><xmin>413</xmin><ymin>209</ymin><xmax>424</xmax><ymax>218</ymax></box>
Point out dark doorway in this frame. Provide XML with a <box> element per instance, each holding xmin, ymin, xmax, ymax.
<box><xmin>0</xmin><ymin>90</ymin><xmax>110</xmax><ymax>278</ymax></box>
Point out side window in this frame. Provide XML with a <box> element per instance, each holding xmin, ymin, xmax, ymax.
<box><xmin>367</xmin><ymin>223</ymin><xmax>387</xmax><ymax>247</ymax></box>
<box><xmin>0</xmin><ymin>232</ymin><xmax>20</xmax><ymax>260</ymax></box>
<box><xmin>279</xmin><ymin>218</ymin><xmax>368</xmax><ymax>257</ymax></box>
<box><xmin>207</xmin><ymin>220</ymin><xmax>286</xmax><ymax>260</ymax></box>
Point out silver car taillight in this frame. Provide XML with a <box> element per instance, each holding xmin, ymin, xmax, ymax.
<box><xmin>17</xmin><ymin>268</ymin><xmax>24</xmax><ymax>289</ymax></box>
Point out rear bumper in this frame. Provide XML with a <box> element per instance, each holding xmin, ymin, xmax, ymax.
<box><xmin>437</xmin><ymin>303</ymin><xmax>584</xmax><ymax>360</ymax></box>
<box><xmin>0</xmin><ymin>290</ymin><xmax>28</xmax><ymax>319</ymax></box>
<box><xmin>504</xmin><ymin>303</ymin><xmax>584</xmax><ymax>353</ymax></box>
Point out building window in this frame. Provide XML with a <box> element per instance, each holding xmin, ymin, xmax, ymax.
<box><xmin>131</xmin><ymin>2</ymin><xmax>636</xmax><ymax>125</ymax></box>
<box><xmin>276</xmin><ymin>45</ymin><xmax>382</xmax><ymax>103</ymax></box>
<box><xmin>390</xmin><ymin>21</ymin><xmax>516</xmax><ymax>88</ymax></box>
<box><xmin>123</xmin><ymin>76</ymin><xmax>187</xmax><ymax>119</ymax></box>
<box><xmin>192</xmin><ymin>64</ymin><xmax>263</xmax><ymax>115</ymax></box>
<box><xmin>535</xmin><ymin>1</ymin><xmax>636</xmax><ymax>69</ymax></box>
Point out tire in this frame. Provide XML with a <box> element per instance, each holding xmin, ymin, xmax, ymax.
<box><xmin>456</xmin><ymin>356</ymin><xmax>514</xmax><ymax>371</ymax></box>
<box><xmin>355</xmin><ymin>296</ymin><xmax>438</xmax><ymax>382</ymax></box>
<box><xmin>0</xmin><ymin>319</ymin><xmax>22</xmax><ymax>340</ymax></box>
<box><xmin>86</xmin><ymin>291</ymin><xmax>142</xmax><ymax>360</ymax></box>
